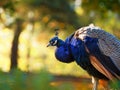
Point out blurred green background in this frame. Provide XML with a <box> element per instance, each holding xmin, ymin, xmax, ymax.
<box><xmin>0</xmin><ymin>0</ymin><xmax>120</xmax><ymax>90</ymax></box>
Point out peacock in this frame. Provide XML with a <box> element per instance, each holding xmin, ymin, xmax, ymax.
<box><xmin>47</xmin><ymin>24</ymin><xmax>120</xmax><ymax>90</ymax></box>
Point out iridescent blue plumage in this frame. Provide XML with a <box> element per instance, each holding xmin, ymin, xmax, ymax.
<box><xmin>55</xmin><ymin>34</ymin><xmax>74</xmax><ymax>63</ymax></box>
<box><xmin>55</xmin><ymin>34</ymin><xmax>109</xmax><ymax>80</ymax></box>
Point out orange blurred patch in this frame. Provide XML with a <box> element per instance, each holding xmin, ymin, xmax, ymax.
<box><xmin>99</xmin><ymin>79</ymin><xmax>108</xmax><ymax>89</ymax></box>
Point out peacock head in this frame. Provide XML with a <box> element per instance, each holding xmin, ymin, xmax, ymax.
<box><xmin>47</xmin><ymin>28</ymin><xmax>64</xmax><ymax>47</ymax></box>
<box><xmin>47</xmin><ymin>36</ymin><xmax>59</xmax><ymax>47</ymax></box>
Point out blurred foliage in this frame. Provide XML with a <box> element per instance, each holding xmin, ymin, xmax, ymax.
<box><xmin>82</xmin><ymin>0</ymin><xmax>120</xmax><ymax>14</ymax></box>
<box><xmin>0</xmin><ymin>0</ymin><xmax>80</xmax><ymax>30</ymax></box>
<box><xmin>0</xmin><ymin>0</ymin><xmax>120</xmax><ymax>35</ymax></box>
<box><xmin>80</xmin><ymin>0</ymin><xmax>120</xmax><ymax>38</ymax></box>
<box><xmin>110</xmin><ymin>80</ymin><xmax>120</xmax><ymax>89</ymax></box>
<box><xmin>0</xmin><ymin>69</ymin><xmax>75</xmax><ymax>90</ymax></box>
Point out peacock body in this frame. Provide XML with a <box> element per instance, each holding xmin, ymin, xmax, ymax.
<box><xmin>47</xmin><ymin>24</ymin><xmax>120</xmax><ymax>89</ymax></box>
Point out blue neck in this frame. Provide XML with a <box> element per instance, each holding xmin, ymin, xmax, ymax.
<box><xmin>56</xmin><ymin>39</ymin><xmax>65</xmax><ymax>47</ymax></box>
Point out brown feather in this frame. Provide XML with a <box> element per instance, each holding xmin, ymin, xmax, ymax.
<box><xmin>89</xmin><ymin>55</ymin><xmax>115</xmax><ymax>81</ymax></box>
<box><xmin>84</xmin><ymin>43</ymin><xmax>115</xmax><ymax>81</ymax></box>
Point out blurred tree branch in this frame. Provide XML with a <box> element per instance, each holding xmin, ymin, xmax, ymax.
<box><xmin>10</xmin><ymin>18</ymin><xmax>23</xmax><ymax>70</ymax></box>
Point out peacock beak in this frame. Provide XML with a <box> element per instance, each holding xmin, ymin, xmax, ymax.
<box><xmin>46</xmin><ymin>43</ymin><xmax>51</xmax><ymax>47</ymax></box>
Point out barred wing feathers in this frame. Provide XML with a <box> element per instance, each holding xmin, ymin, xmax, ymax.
<box><xmin>74</xmin><ymin>24</ymin><xmax>120</xmax><ymax>80</ymax></box>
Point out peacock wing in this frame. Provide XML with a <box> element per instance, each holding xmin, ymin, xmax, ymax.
<box><xmin>89</xmin><ymin>54</ymin><xmax>115</xmax><ymax>80</ymax></box>
<box><xmin>74</xmin><ymin>24</ymin><xmax>120</xmax><ymax>80</ymax></box>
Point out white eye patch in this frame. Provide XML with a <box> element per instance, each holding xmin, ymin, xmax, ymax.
<box><xmin>52</xmin><ymin>40</ymin><xmax>57</xmax><ymax>45</ymax></box>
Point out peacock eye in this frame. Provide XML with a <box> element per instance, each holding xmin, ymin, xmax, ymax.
<box><xmin>53</xmin><ymin>40</ymin><xmax>57</xmax><ymax>45</ymax></box>
<box><xmin>50</xmin><ymin>41</ymin><xmax>53</xmax><ymax>44</ymax></box>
